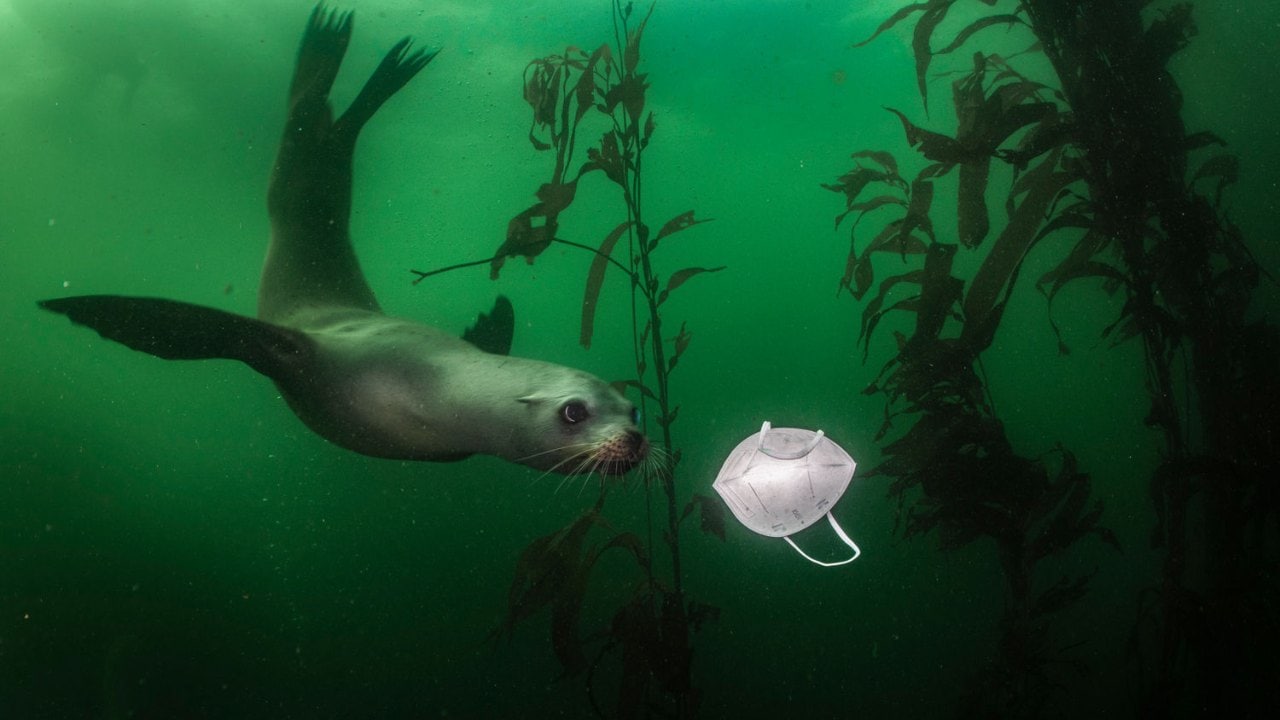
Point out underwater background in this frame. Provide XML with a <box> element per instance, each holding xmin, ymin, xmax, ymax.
<box><xmin>3</xmin><ymin>0</ymin><xmax>1278</xmax><ymax>718</ymax></box>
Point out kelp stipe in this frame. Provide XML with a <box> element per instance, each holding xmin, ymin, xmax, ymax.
<box><xmin>483</xmin><ymin>3</ymin><xmax>722</xmax><ymax>717</ymax></box>
<box><xmin>841</xmin><ymin>0</ymin><xmax>1280</xmax><ymax>716</ymax></box>
<box><xmin>832</xmin><ymin>9</ymin><xmax>1119</xmax><ymax>718</ymax></box>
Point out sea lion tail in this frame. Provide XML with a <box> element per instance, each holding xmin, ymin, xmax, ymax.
<box><xmin>38</xmin><ymin>295</ymin><xmax>311</xmax><ymax>380</ymax></box>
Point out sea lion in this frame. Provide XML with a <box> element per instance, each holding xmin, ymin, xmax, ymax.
<box><xmin>38</xmin><ymin>5</ymin><xmax>649</xmax><ymax>476</ymax></box>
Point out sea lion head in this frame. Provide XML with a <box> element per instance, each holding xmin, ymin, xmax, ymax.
<box><xmin>514</xmin><ymin>369</ymin><xmax>649</xmax><ymax>476</ymax></box>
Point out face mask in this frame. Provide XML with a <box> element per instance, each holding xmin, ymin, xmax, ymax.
<box><xmin>712</xmin><ymin>421</ymin><xmax>861</xmax><ymax>567</ymax></box>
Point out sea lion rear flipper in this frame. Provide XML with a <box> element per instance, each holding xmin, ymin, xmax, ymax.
<box><xmin>286</xmin><ymin>5</ymin><xmax>353</xmax><ymax>114</ymax></box>
<box><xmin>461</xmin><ymin>296</ymin><xmax>514</xmax><ymax>355</ymax></box>
<box><xmin>260</xmin><ymin>8</ymin><xmax>438</xmax><ymax>324</ymax></box>
<box><xmin>39</xmin><ymin>295</ymin><xmax>311</xmax><ymax>380</ymax></box>
<box><xmin>335</xmin><ymin>36</ymin><xmax>438</xmax><ymax>139</ymax></box>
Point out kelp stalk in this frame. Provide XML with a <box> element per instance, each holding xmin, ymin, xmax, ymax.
<box><xmin>484</xmin><ymin>3</ymin><xmax>723</xmax><ymax>718</ymax></box>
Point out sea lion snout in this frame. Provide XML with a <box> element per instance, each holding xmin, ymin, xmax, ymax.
<box><xmin>595</xmin><ymin>429</ymin><xmax>650</xmax><ymax>475</ymax></box>
<box><xmin>624</xmin><ymin>429</ymin><xmax>650</xmax><ymax>458</ymax></box>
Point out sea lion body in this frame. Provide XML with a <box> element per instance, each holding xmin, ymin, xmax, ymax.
<box><xmin>273</xmin><ymin>307</ymin><xmax>640</xmax><ymax>471</ymax></box>
<box><xmin>39</xmin><ymin>5</ymin><xmax>648</xmax><ymax>475</ymax></box>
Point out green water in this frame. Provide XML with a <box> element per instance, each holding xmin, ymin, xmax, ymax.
<box><xmin>3</xmin><ymin>0</ymin><xmax>1278</xmax><ymax>717</ymax></box>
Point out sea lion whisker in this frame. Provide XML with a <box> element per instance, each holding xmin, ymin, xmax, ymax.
<box><xmin>521</xmin><ymin>443</ymin><xmax>601</xmax><ymax>487</ymax></box>
<box><xmin>574</xmin><ymin>449</ymin><xmax>615</xmax><ymax>493</ymax></box>
<box><xmin>576</xmin><ymin>457</ymin><xmax>603</xmax><ymax>497</ymax></box>
<box><xmin>560</xmin><ymin>450</ymin><xmax>599</xmax><ymax>489</ymax></box>
<box><xmin>530</xmin><ymin>448</ymin><xmax>593</xmax><ymax>488</ymax></box>
<box><xmin>633</xmin><ymin>451</ymin><xmax>656</xmax><ymax>488</ymax></box>
<box><xmin>563</xmin><ymin>470</ymin><xmax>586</xmax><ymax>496</ymax></box>
<box><xmin>515</xmin><ymin>441</ymin><xmax>598</xmax><ymax>465</ymax></box>
<box><xmin>635</xmin><ymin>451</ymin><xmax>661</xmax><ymax>492</ymax></box>
<box><xmin>629</xmin><ymin>444</ymin><xmax>664</xmax><ymax>485</ymax></box>
<box><xmin>555</xmin><ymin>454</ymin><xmax>595</xmax><ymax>495</ymax></box>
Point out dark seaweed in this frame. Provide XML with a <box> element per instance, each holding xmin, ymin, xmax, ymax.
<box><xmin>842</xmin><ymin>0</ymin><xmax>1280</xmax><ymax>716</ymax></box>
<box><xmin>833</xmin><ymin>8</ymin><xmax>1117</xmax><ymax>718</ymax></box>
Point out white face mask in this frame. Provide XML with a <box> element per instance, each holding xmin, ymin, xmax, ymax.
<box><xmin>712</xmin><ymin>421</ymin><xmax>861</xmax><ymax>567</ymax></box>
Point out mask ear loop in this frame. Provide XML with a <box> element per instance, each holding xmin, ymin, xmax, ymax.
<box><xmin>782</xmin><ymin>513</ymin><xmax>861</xmax><ymax>567</ymax></box>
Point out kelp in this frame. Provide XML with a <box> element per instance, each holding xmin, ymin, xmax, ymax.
<box><xmin>491</xmin><ymin>494</ymin><xmax>648</xmax><ymax>678</ymax></box>
<box><xmin>486</xmin><ymin>3</ymin><xmax>719</xmax><ymax>718</ymax></box>
<box><xmin>1014</xmin><ymin>0</ymin><xmax>1280</xmax><ymax>714</ymax></box>
<box><xmin>845</xmin><ymin>0</ymin><xmax>1280</xmax><ymax>716</ymax></box>
<box><xmin>835</xmin><ymin>9</ymin><xmax>1119</xmax><ymax>717</ymax></box>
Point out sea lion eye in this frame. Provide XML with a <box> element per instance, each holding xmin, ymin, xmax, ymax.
<box><xmin>630</xmin><ymin>407</ymin><xmax>641</xmax><ymax>425</ymax></box>
<box><xmin>561</xmin><ymin>401</ymin><xmax>590</xmax><ymax>424</ymax></box>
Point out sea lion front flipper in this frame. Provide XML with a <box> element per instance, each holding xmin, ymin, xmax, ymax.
<box><xmin>39</xmin><ymin>295</ymin><xmax>312</xmax><ymax>380</ymax></box>
<box><xmin>462</xmin><ymin>295</ymin><xmax>514</xmax><ymax>356</ymax></box>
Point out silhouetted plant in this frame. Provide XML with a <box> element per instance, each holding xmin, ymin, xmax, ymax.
<box><xmin>842</xmin><ymin>0</ymin><xmax>1280</xmax><ymax>716</ymax></box>
<box><xmin>1015</xmin><ymin>2</ymin><xmax>1280</xmax><ymax>714</ymax></box>
<box><xmin>476</xmin><ymin>3</ymin><xmax>721</xmax><ymax>718</ymax></box>
<box><xmin>831</xmin><ymin>11</ymin><xmax>1118</xmax><ymax>719</ymax></box>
